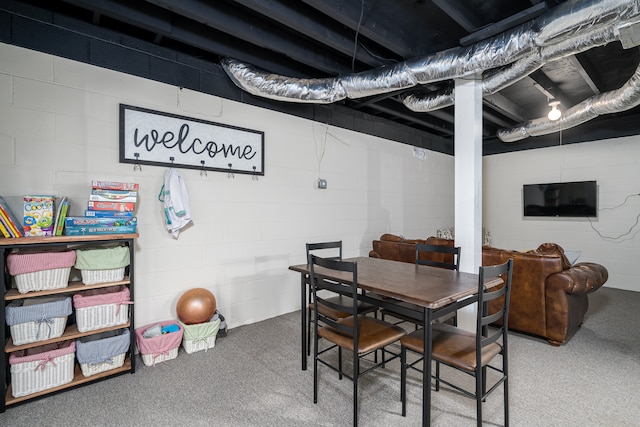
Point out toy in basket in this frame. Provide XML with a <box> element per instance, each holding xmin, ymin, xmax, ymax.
<box><xmin>9</xmin><ymin>340</ymin><xmax>76</xmax><ymax>398</ymax></box>
<box><xmin>74</xmin><ymin>246</ymin><xmax>130</xmax><ymax>285</ymax></box>
<box><xmin>135</xmin><ymin>321</ymin><xmax>184</xmax><ymax>366</ymax></box>
<box><xmin>76</xmin><ymin>329</ymin><xmax>130</xmax><ymax>377</ymax></box>
<box><xmin>180</xmin><ymin>318</ymin><xmax>221</xmax><ymax>354</ymax></box>
<box><xmin>7</xmin><ymin>250</ymin><xmax>76</xmax><ymax>293</ymax></box>
<box><xmin>5</xmin><ymin>296</ymin><xmax>72</xmax><ymax>345</ymax></box>
<box><xmin>73</xmin><ymin>286</ymin><xmax>132</xmax><ymax>333</ymax></box>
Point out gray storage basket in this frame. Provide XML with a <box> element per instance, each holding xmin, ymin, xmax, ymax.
<box><xmin>5</xmin><ymin>296</ymin><xmax>72</xmax><ymax>345</ymax></box>
<box><xmin>76</xmin><ymin>329</ymin><xmax>130</xmax><ymax>377</ymax></box>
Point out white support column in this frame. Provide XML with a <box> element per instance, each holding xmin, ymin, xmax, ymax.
<box><xmin>454</xmin><ymin>74</ymin><xmax>483</xmax><ymax>331</ymax></box>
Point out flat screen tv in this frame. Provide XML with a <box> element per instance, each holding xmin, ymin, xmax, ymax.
<box><xmin>523</xmin><ymin>181</ymin><xmax>597</xmax><ymax>217</ymax></box>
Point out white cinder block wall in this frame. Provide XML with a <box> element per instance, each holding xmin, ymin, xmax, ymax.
<box><xmin>0</xmin><ymin>43</ymin><xmax>455</xmax><ymax>329</ymax></box>
<box><xmin>483</xmin><ymin>138</ymin><xmax>640</xmax><ymax>292</ymax></box>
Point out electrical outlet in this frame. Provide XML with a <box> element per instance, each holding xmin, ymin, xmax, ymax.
<box><xmin>317</xmin><ymin>178</ymin><xmax>327</xmax><ymax>189</ymax></box>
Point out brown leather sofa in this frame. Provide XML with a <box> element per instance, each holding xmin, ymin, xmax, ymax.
<box><xmin>369</xmin><ymin>234</ymin><xmax>608</xmax><ymax>345</ymax></box>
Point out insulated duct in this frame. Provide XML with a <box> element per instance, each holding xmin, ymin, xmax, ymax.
<box><xmin>497</xmin><ymin>62</ymin><xmax>640</xmax><ymax>142</ymax></box>
<box><xmin>403</xmin><ymin>25</ymin><xmax>620</xmax><ymax>112</ymax></box>
<box><xmin>222</xmin><ymin>0</ymin><xmax>640</xmax><ymax>141</ymax></box>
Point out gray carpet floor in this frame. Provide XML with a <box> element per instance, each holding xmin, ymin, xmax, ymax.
<box><xmin>1</xmin><ymin>287</ymin><xmax>639</xmax><ymax>426</ymax></box>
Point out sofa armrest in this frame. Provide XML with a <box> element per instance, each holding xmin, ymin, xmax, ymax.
<box><xmin>546</xmin><ymin>262</ymin><xmax>608</xmax><ymax>295</ymax></box>
<box><xmin>369</xmin><ymin>250</ymin><xmax>381</xmax><ymax>258</ymax></box>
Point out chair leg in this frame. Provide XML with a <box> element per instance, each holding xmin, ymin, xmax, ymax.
<box><xmin>401</xmin><ymin>345</ymin><xmax>407</xmax><ymax>417</ymax></box>
<box><xmin>307</xmin><ymin>306</ymin><xmax>312</xmax><ymax>356</ymax></box>
<box><xmin>482</xmin><ymin>366</ymin><xmax>487</xmax><ymax>401</ymax></box>
<box><xmin>435</xmin><ymin>361</ymin><xmax>440</xmax><ymax>391</ymax></box>
<box><xmin>476</xmin><ymin>366</ymin><xmax>483</xmax><ymax>427</ymax></box>
<box><xmin>504</xmin><ymin>352</ymin><xmax>510</xmax><ymax>427</ymax></box>
<box><xmin>353</xmin><ymin>351</ymin><xmax>359</xmax><ymax>427</ymax></box>
<box><xmin>313</xmin><ymin>334</ymin><xmax>319</xmax><ymax>404</ymax></box>
<box><xmin>338</xmin><ymin>347</ymin><xmax>343</xmax><ymax>380</ymax></box>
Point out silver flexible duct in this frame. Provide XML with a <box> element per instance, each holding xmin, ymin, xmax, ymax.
<box><xmin>405</xmin><ymin>25</ymin><xmax>619</xmax><ymax>112</ymax></box>
<box><xmin>498</xmin><ymin>62</ymin><xmax>640</xmax><ymax>142</ymax></box>
<box><xmin>222</xmin><ymin>0</ymin><xmax>640</xmax><ymax>141</ymax></box>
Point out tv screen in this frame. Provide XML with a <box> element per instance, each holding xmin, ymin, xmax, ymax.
<box><xmin>523</xmin><ymin>181</ymin><xmax>597</xmax><ymax>217</ymax></box>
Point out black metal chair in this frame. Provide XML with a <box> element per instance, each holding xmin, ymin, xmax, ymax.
<box><xmin>415</xmin><ymin>243</ymin><xmax>461</xmax><ymax>271</ymax></box>
<box><xmin>381</xmin><ymin>243</ymin><xmax>461</xmax><ymax>328</ymax></box>
<box><xmin>305</xmin><ymin>242</ymin><xmax>377</xmax><ymax>356</ymax></box>
<box><xmin>400</xmin><ymin>258</ymin><xmax>514</xmax><ymax>426</ymax></box>
<box><xmin>309</xmin><ymin>254</ymin><xmax>406</xmax><ymax>427</ymax></box>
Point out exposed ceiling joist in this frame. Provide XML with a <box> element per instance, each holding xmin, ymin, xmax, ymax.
<box><xmin>484</xmin><ymin>93</ymin><xmax>528</xmax><ymax>123</ymax></box>
<box><xmin>567</xmin><ymin>55</ymin><xmax>602</xmax><ymax>95</ymax></box>
<box><xmin>300</xmin><ymin>0</ymin><xmax>414</xmax><ymax>58</ymax></box>
<box><xmin>459</xmin><ymin>2</ymin><xmax>547</xmax><ymax>46</ymax></box>
<box><xmin>145</xmin><ymin>0</ymin><xmax>351</xmax><ymax>75</ymax></box>
<box><xmin>229</xmin><ymin>0</ymin><xmax>384</xmax><ymax>68</ymax></box>
<box><xmin>431</xmin><ymin>0</ymin><xmax>483</xmax><ymax>33</ymax></box>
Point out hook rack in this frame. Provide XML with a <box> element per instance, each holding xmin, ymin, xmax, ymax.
<box><xmin>133</xmin><ymin>153</ymin><xmax>142</xmax><ymax>172</ymax></box>
<box><xmin>227</xmin><ymin>163</ymin><xmax>235</xmax><ymax>179</ymax></box>
<box><xmin>252</xmin><ymin>166</ymin><xmax>259</xmax><ymax>181</ymax></box>
<box><xmin>200</xmin><ymin>160</ymin><xmax>207</xmax><ymax>177</ymax></box>
<box><xmin>170</xmin><ymin>156</ymin><xmax>175</xmax><ymax>165</ymax></box>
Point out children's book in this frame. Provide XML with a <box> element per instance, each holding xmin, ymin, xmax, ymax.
<box><xmin>0</xmin><ymin>195</ymin><xmax>23</xmax><ymax>237</ymax></box>
<box><xmin>54</xmin><ymin>197</ymin><xmax>69</xmax><ymax>236</ymax></box>
<box><xmin>0</xmin><ymin>215</ymin><xmax>10</xmax><ymax>238</ymax></box>
<box><xmin>24</xmin><ymin>195</ymin><xmax>54</xmax><ymax>236</ymax></box>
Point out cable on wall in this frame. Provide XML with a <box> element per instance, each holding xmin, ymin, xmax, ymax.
<box><xmin>588</xmin><ymin>193</ymin><xmax>640</xmax><ymax>242</ymax></box>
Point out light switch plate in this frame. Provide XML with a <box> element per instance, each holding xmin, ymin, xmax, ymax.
<box><xmin>317</xmin><ymin>178</ymin><xmax>327</xmax><ymax>189</ymax></box>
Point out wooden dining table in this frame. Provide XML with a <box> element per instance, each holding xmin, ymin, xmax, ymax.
<box><xmin>288</xmin><ymin>256</ymin><xmax>502</xmax><ymax>426</ymax></box>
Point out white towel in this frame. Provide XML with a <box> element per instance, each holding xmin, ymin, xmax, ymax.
<box><xmin>159</xmin><ymin>168</ymin><xmax>192</xmax><ymax>238</ymax></box>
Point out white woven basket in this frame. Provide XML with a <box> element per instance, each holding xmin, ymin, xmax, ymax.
<box><xmin>10</xmin><ymin>316</ymin><xmax>67</xmax><ymax>346</ymax></box>
<box><xmin>183</xmin><ymin>335</ymin><xmax>217</xmax><ymax>354</ymax></box>
<box><xmin>75</xmin><ymin>303</ymin><xmax>129</xmax><ymax>333</ymax></box>
<box><xmin>10</xmin><ymin>352</ymin><xmax>75</xmax><ymax>397</ymax></box>
<box><xmin>79</xmin><ymin>352</ymin><xmax>126</xmax><ymax>377</ymax></box>
<box><xmin>14</xmin><ymin>267</ymin><xmax>71</xmax><ymax>294</ymax></box>
<box><xmin>141</xmin><ymin>347</ymin><xmax>178</xmax><ymax>367</ymax></box>
<box><xmin>81</xmin><ymin>267</ymin><xmax>125</xmax><ymax>285</ymax></box>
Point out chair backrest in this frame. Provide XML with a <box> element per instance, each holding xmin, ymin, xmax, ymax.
<box><xmin>415</xmin><ymin>243</ymin><xmax>461</xmax><ymax>271</ymax></box>
<box><xmin>306</xmin><ymin>241</ymin><xmax>342</xmax><ymax>261</ymax></box>
<box><xmin>476</xmin><ymin>259</ymin><xmax>513</xmax><ymax>353</ymax></box>
<box><xmin>308</xmin><ymin>254</ymin><xmax>359</xmax><ymax>338</ymax></box>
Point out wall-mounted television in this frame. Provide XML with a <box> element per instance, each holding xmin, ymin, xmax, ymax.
<box><xmin>523</xmin><ymin>181</ymin><xmax>597</xmax><ymax>217</ymax></box>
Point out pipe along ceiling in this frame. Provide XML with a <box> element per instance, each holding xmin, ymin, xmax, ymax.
<box><xmin>222</xmin><ymin>0</ymin><xmax>640</xmax><ymax>143</ymax></box>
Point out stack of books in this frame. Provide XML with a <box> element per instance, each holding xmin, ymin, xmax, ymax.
<box><xmin>0</xmin><ymin>195</ymin><xmax>24</xmax><ymax>238</ymax></box>
<box><xmin>64</xmin><ymin>181</ymin><xmax>139</xmax><ymax>236</ymax></box>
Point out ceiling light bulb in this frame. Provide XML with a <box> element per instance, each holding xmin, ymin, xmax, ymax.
<box><xmin>548</xmin><ymin>101</ymin><xmax>561</xmax><ymax>121</ymax></box>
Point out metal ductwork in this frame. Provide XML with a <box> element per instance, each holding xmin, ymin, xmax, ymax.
<box><xmin>405</xmin><ymin>25</ymin><xmax>619</xmax><ymax>113</ymax></box>
<box><xmin>498</xmin><ymin>62</ymin><xmax>640</xmax><ymax>141</ymax></box>
<box><xmin>222</xmin><ymin>0</ymin><xmax>640</xmax><ymax>142</ymax></box>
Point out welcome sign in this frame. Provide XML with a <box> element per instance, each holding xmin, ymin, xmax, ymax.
<box><xmin>119</xmin><ymin>104</ymin><xmax>264</xmax><ymax>175</ymax></box>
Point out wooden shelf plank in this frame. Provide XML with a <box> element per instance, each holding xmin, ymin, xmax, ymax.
<box><xmin>0</xmin><ymin>234</ymin><xmax>138</xmax><ymax>247</ymax></box>
<box><xmin>5</xmin><ymin>323</ymin><xmax>131</xmax><ymax>353</ymax></box>
<box><xmin>5</xmin><ymin>358</ymin><xmax>132</xmax><ymax>406</ymax></box>
<box><xmin>4</xmin><ymin>278</ymin><xmax>131</xmax><ymax>301</ymax></box>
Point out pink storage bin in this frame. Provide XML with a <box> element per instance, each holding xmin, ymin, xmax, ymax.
<box><xmin>7</xmin><ymin>250</ymin><xmax>76</xmax><ymax>293</ymax></box>
<box><xmin>135</xmin><ymin>321</ymin><xmax>183</xmax><ymax>366</ymax></box>
<box><xmin>73</xmin><ymin>286</ymin><xmax>132</xmax><ymax>332</ymax></box>
<box><xmin>9</xmin><ymin>340</ymin><xmax>76</xmax><ymax>397</ymax></box>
